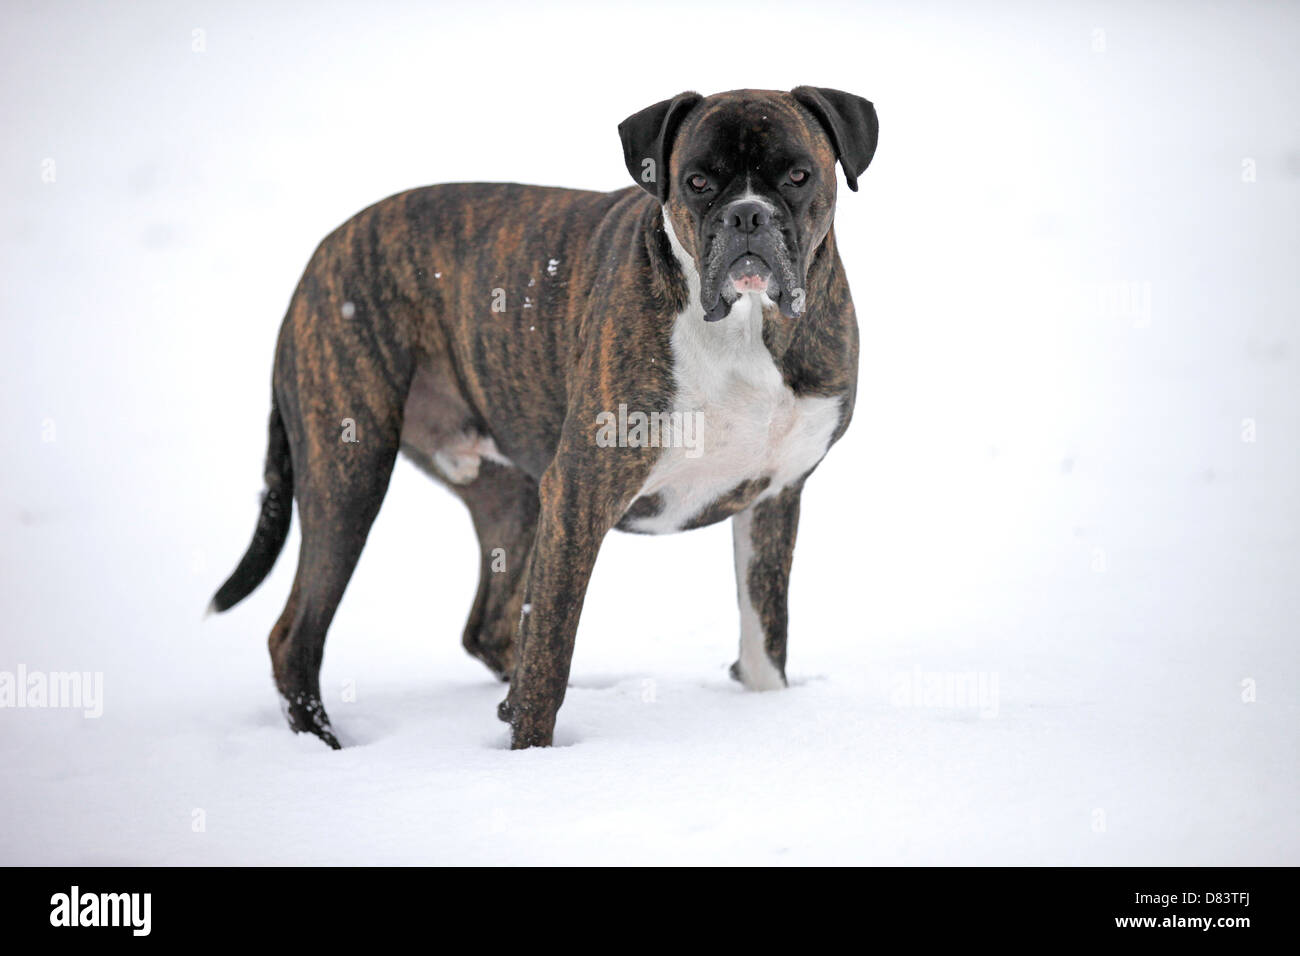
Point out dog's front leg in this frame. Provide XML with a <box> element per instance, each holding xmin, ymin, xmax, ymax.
<box><xmin>499</xmin><ymin>445</ymin><xmax>650</xmax><ymax>748</ymax></box>
<box><xmin>500</xmin><ymin>465</ymin><xmax>604</xmax><ymax>748</ymax></box>
<box><xmin>731</xmin><ymin>483</ymin><xmax>805</xmax><ymax>690</ymax></box>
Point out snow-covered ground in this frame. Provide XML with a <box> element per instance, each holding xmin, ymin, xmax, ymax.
<box><xmin>1</xmin><ymin>0</ymin><xmax>1297</xmax><ymax>864</ymax></box>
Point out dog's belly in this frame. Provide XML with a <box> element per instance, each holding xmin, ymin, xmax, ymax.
<box><xmin>619</xmin><ymin>295</ymin><xmax>841</xmax><ymax>535</ymax></box>
<box><xmin>400</xmin><ymin>362</ymin><xmax>514</xmax><ymax>484</ymax></box>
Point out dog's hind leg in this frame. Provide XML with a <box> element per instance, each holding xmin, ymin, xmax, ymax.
<box><xmin>268</xmin><ymin>441</ymin><xmax>401</xmax><ymax>748</ymax></box>
<box><xmin>266</xmin><ymin>284</ymin><xmax>413</xmax><ymax>748</ymax></box>
<box><xmin>453</xmin><ymin>461</ymin><xmax>539</xmax><ymax>680</ymax></box>
<box><xmin>400</xmin><ymin>362</ymin><xmax>541</xmax><ymax>681</ymax></box>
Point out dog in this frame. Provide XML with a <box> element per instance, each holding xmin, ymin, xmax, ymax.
<box><xmin>211</xmin><ymin>87</ymin><xmax>879</xmax><ymax>749</ymax></box>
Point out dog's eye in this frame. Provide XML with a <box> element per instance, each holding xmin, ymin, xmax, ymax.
<box><xmin>687</xmin><ymin>174</ymin><xmax>710</xmax><ymax>193</ymax></box>
<box><xmin>787</xmin><ymin>168</ymin><xmax>810</xmax><ymax>186</ymax></box>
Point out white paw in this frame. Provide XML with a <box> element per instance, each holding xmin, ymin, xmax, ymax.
<box><xmin>733</xmin><ymin>652</ymin><xmax>787</xmax><ymax>691</ymax></box>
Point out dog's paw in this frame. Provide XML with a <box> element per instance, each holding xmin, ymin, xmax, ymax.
<box><xmin>462</xmin><ymin>630</ymin><xmax>516</xmax><ymax>683</ymax></box>
<box><xmin>508</xmin><ymin>718</ymin><xmax>554</xmax><ymax>750</ymax></box>
<box><xmin>729</xmin><ymin>658</ymin><xmax>788</xmax><ymax>691</ymax></box>
<box><xmin>497</xmin><ymin>695</ymin><xmax>556</xmax><ymax>748</ymax></box>
<box><xmin>279</xmin><ymin>691</ymin><xmax>342</xmax><ymax>749</ymax></box>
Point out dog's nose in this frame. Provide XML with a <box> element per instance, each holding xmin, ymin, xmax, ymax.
<box><xmin>725</xmin><ymin>200</ymin><xmax>769</xmax><ymax>235</ymax></box>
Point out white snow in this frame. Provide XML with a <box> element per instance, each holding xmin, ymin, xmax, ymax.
<box><xmin>0</xmin><ymin>1</ymin><xmax>1296</xmax><ymax>865</ymax></box>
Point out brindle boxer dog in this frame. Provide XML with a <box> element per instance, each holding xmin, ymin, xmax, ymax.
<box><xmin>211</xmin><ymin>87</ymin><xmax>879</xmax><ymax>749</ymax></box>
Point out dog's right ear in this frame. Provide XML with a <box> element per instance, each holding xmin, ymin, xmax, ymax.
<box><xmin>618</xmin><ymin>91</ymin><xmax>703</xmax><ymax>203</ymax></box>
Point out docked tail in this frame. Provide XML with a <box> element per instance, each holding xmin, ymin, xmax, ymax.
<box><xmin>210</xmin><ymin>398</ymin><xmax>294</xmax><ymax>613</ymax></box>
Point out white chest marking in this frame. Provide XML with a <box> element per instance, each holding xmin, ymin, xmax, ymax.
<box><xmin>624</xmin><ymin>216</ymin><xmax>841</xmax><ymax>535</ymax></box>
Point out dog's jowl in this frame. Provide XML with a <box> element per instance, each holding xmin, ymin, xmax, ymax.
<box><xmin>212</xmin><ymin>87</ymin><xmax>879</xmax><ymax>749</ymax></box>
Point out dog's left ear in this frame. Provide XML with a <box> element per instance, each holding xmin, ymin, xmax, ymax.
<box><xmin>618</xmin><ymin>91</ymin><xmax>703</xmax><ymax>202</ymax></box>
<box><xmin>791</xmin><ymin>86</ymin><xmax>879</xmax><ymax>191</ymax></box>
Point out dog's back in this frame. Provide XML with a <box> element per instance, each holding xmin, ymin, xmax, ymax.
<box><xmin>286</xmin><ymin>182</ymin><xmax>648</xmax><ymax>477</ymax></box>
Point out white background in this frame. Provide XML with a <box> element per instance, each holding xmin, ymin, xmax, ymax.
<box><xmin>1</xmin><ymin>0</ymin><xmax>1296</xmax><ymax>864</ymax></box>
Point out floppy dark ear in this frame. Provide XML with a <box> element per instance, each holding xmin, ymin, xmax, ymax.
<box><xmin>791</xmin><ymin>86</ymin><xmax>879</xmax><ymax>191</ymax></box>
<box><xmin>618</xmin><ymin>91</ymin><xmax>703</xmax><ymax>202</ymax></box>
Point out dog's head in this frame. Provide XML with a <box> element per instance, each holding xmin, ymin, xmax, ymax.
<box><xmin>619</xmin><ymin>87</ymin><xmax>878</xmax><ymax>321</ymax></box>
